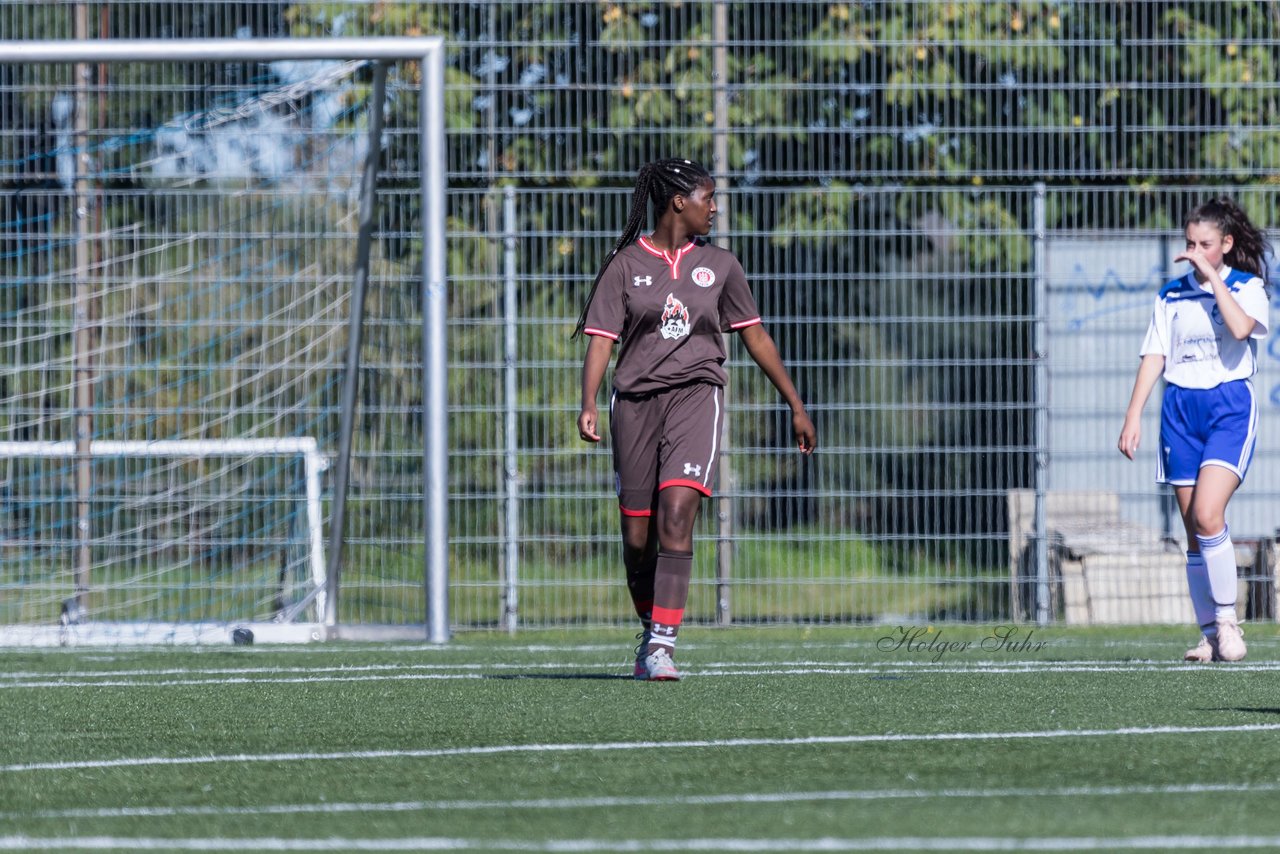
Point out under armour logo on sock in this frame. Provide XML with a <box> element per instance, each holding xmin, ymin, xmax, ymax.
<box><xmin>683</xmin><ymin>462</ymin><xmax>702</xmax><ymax>477</ymax></box>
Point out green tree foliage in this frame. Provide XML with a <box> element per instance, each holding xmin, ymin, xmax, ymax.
<box><xmin>6</xmin><ymin>1</ymin><xmax>1280</xmax><ymax>562</ymax></box>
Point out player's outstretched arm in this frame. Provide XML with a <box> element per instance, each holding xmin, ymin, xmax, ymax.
<box><xmin>738</xmin><ymin>324</ymin><xmax>816</xmax><ymax>455</ymax></box>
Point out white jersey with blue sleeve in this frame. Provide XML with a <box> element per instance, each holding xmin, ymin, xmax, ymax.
<box><xmin>1139</xmin><ymin>265</ymin><xmax>1270</xmax><ymax>390</ymax></box>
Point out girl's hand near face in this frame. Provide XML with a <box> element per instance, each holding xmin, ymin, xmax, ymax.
<box><xmin>1174</xmin><ymin>245</ymin><xmax>1216</xmax><ymax>278</ymax></box>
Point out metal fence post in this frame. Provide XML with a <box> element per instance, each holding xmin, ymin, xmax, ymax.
<box><xmin>1033</xmin><ymin>183</ymin><xmax>1051</xmax><ymax>625</ymax></box>
<box><xmin>502</xmin><ymin>186</ymin><xmax>521</xmax><ymax>632</ymax></box>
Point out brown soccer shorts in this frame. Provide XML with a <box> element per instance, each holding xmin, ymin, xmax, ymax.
<box><xmin>609</xmin><ymin>382</ymin><xmax>724</xmax><ymax>516</ymax></box>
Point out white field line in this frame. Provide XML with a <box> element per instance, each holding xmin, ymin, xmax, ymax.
<box><xmin>7</xmin><ymin>834</ymin><xmax>1280</xmax><ymax>850</ymax></box>
<box><xmin>0</xmin><ymin>659</ymin><xmax>990</xmax><ymax>680</ymax></box>
<box><xmin>0</xmin><ymin>641</ymin><xmax>930</xmax><ymax>655</ymax></box>
<box><xmin>0</xmin><ymin>658</ymin><xmax>1132</xmax><ymax>679</ymax></box>
<box><xmin>6</xmin><ymin>723</ymin><xmax>1280</xmax><ymax>774</ymax></box>
<box><xmin>4</xmin><ymin>659</ymin><xmax>1280</xmax><ymax>689</ymax></box>
<box><xmin>6</xmin><ymin>782</ymin><xmax>1280</xmax><ymax>822</ymax></box>
<box><xmin>10</xmin><ymin>636</ymin><xmax>1278</xmax><ymax>657</ymax></box>
<box><xmin>0</xmin><ymin>657</ymin><xmax>1262</xmax><ymax>680</ymax></box>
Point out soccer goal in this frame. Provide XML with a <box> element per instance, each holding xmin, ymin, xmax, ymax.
<box><xmin>0</xmin><ymin>438</ymin><xmax>328</xmax><ymax>645</ymax></box>
<box><xmin>0</xmin><ymin>37</ymin><xmax>448</xmax><ymax>645</ymax></box>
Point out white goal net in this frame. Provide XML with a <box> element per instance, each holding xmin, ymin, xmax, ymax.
<box><xmin>0</xmin><ymin>37</ymin><xmax>447</xmax><ymax>645</ymax></box>
<box><xmin>0</xmin><ymin>439</ymin><xmax>327</xmax><ymax>646</ymax></box>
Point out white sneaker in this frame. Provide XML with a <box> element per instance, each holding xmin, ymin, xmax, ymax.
<box><xmin>643</xmin><ymin>647</ymin><xmax>681</xmax><ymax>681</ymax></box>
<box><xmin>1184</xmin><ymin>635</ymin><xmax>1217</xmax><ymax>663</ymax></box>
<box><xmin>1215</xmin><ymin>616</ymin><xmax>1247</xmax><ymax>662</ymax></box>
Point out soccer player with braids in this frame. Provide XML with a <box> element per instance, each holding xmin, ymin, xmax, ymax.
<box><xmin>575</xmin><ymin>159</ymin><xmax>816</xmax><ymax>681</ymax></box>
<box><xmin>1119</xmin><ymin>197</ymin><xmax>1272</xmax><ymax>662</ymax></box>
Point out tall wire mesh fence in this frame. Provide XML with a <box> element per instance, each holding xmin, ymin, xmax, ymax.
<box><xmin>3</xmin><ymin>2</ymin><xmax>1280</xmax><ymax>631</ymax></box>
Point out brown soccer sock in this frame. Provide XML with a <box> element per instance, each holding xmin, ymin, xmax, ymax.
<box><xmin>649</xmin><ymin>549</ymin><xmax>693</xmax><ymax>653</ymax></box>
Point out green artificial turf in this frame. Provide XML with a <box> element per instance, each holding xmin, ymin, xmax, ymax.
<box><xmin>3</xmin><ymin>624</ymin><xmax>1280</xmax><ymax>852</ymax></box>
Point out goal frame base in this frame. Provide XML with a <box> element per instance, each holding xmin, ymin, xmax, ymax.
<box><xmin>0</xmin><ymin>620</ymin><xmax>326</xmax><ymax>648</ymax></box>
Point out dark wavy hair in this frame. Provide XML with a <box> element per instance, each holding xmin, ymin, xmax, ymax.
<box><xmin>1184</xmin><ymin>196</ymin><xmax>1272</xmax><ymax>285</ymax></box>
<box><xmin>572</xmin><ymin>158</ymin><xmax>713</xmax><ymax>337</ymax></box>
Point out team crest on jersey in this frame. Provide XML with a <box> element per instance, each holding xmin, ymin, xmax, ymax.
<box><xmin>691</xmin><ymin>266</ymin><xmax>716</xmax><ymax>288</ymax></box>
<box><xmin>659</xmin><ymin>293</ymin><xmax>691</xmax><ymax>340</ymax></box>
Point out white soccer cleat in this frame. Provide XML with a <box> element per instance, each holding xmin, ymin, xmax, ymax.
<box><xmin>643</xmin><ymin>647</ymin><xmax>681</xmax><ymax>681</ymax></box>
<box><xmin>1215</xmin><ymin>616</ymin><xmax>1247</xmax><ymax>662</ymax></box>
<box><xmin>1184</xmin><ymin>635</ymin><xmax>1216</xmax><ymax>663</ymax></box>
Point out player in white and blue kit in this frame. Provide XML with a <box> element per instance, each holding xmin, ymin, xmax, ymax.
<box><xmin>1119</xmin><ymin>197</ymin><xmax>1271</xmax><ymax>662</ymax></box>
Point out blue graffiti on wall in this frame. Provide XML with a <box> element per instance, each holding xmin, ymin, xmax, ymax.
<box><xmin>1266</xmin><ymin>301</ymin><xmax>1280</xmax><ymax>408</ymax></box>
<box><xmin>1059</xmin><ymin>260</ymin><xmax>1167</xmax><ymax>332</ymax></box>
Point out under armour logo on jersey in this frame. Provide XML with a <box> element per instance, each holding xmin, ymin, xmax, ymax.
<box><xmin>632</xmin><ymin>275</ymin><xmax>653</xmax><ymax>287</ymax></box>
<box><xmin>683</xmin><ymin>462</ymin><xmax>702</xmax><ymax>477</ymax></box>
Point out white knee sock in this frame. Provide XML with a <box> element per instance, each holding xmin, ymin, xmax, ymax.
<box><xmin>1195</xmin><ymin>527</ymin><xmax>1238</xmax><ymax>621</ymax></box>
<box><xmin>1184</xmin><ymin>551</ymin><xmax>1215</xmax><ymax>634</ymax></box>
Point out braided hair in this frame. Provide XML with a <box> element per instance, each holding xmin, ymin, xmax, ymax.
<box><xmin>1184</xmin><ymin>196</ymin><xmax>1272</xmax><ymax>285</ymax></box>
<box><xmin>572</xmin><ymin>158</ymin><xmax>713</xmax><ymax>337</ymax></box>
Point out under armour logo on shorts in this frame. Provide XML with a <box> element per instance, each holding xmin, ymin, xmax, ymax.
<box><xmin>683</xmin><ymin>463</ymin><xmax>702</xmax><ymax>477</ymax></box>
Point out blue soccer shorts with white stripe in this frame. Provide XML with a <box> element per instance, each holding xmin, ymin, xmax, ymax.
<box><xmin>1158</xmin><ymin>379</ymin><xmax>1257</xmax><ymax>486</ymax></box>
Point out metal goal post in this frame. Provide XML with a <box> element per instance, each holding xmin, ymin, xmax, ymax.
<box><xmin>0</xmin><ymin>37</ymin><xmax>450</xmax><ymax>644</ymax></box>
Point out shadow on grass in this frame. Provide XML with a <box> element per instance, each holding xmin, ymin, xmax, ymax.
<box><xmin>1198</xmin><ymin>707</ymin><xmax>1280</xmax><ymax>715</ymax></box>
<box><xmin>486</xmin><ymin>673</ymin><xmax>633</xmax><ymax>681</ymax></box>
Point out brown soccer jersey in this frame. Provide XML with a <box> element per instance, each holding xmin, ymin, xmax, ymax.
<box><xmin>582</xmin><ymin>236</ymin><xmax>762</xmax><ymax>394</ymax></box>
